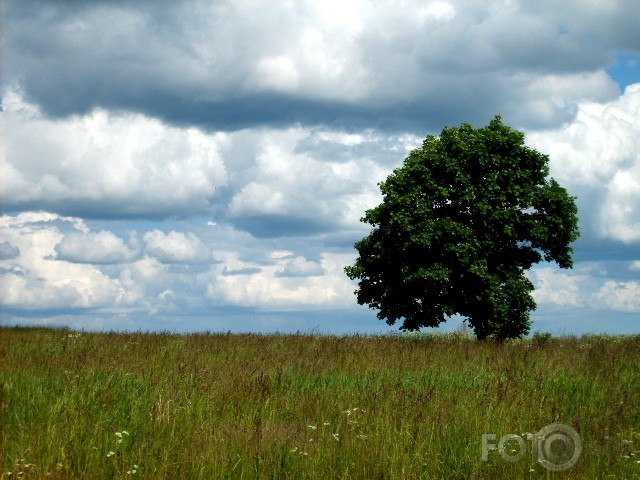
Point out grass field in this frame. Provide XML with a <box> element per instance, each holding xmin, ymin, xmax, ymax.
<box><xmin>1</xmin><ymin>327</ymin><xmax>639</xmax><ymax>479</ymax></box>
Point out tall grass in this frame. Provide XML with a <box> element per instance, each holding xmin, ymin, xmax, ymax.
<box><xmin>1</xmin><ymin>327</ymin><xmax>639</xmax><ymax>479</ymax></box>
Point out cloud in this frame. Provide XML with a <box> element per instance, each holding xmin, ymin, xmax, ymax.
<box><xmin>595</xmin><ymin>280</ymin><xmax>640</xmax><ymax>313</ymax></box>
<box><xmin>207</xmin><ymin>252</ymin><xmax>357</xmax><ymax>310</ymax></box>
<box><xmin>252</xmin><ymin>56</ymin><xmax>301</xmax><ymax>93</ymax></box>
<box><xmin>0</xmin><ymin>212</ymin><xmax>137</xmax><ymax>309</ymax></box>
<box><xmin>224</xmin><ymin>127</ymin><xmax>395</xmax><ymax>237</ymax></box>
<box><xmin>142</xmin><ymin>230</ymin><xmax>213</xmax><ymax>264</ymax></box>
<box><xmin>5</xmin><ymin>0</ymin><xmax>632</xmax><ymax>132</ymax></box>
<box><xmin>3</xmin><ymin>89</ymin><xmax>228</xmax><ymax>218</ymax></box>
<box><xmin>4</xmin><ymin>89</ymin><xmax>410</xmax><ymax>234</ymax></box>
<box><xmin>0</xmin><ymin>213</ymin><xmax>219</xmax><ymax>313</ymax></box>
<box><xmin>0</xmin><ymin>211</ymin><xmax>366</xmax><ymax>318</ymax></box>
<box><xmin>222</xmin><ymin>267</ymin><xmax>263</xmax><ymax>276</ymax></box>
<box><xmin>530</xmin><ymin>266</ymin><xmax>593</xmax><ymax>308</ymax></box>
<box><xmin>0</xmin><ymin>242</ymin><xmax>20</xmax><ymax>260</ymax></box>
<box><xmin>527</xmin><ymin>84</ymin><xmax>640</xmax><ymax>243</ymax></box>
<box><xmin>3</xmin><ymin>1</ymin><xmax>640</xmax><ymax>335</ymax></box>
<box><xmin>55</xmin><ymin>231</ymin><xmax>139</xmax><ymax>264</ymax></box>
<box><xmin>530</xmin><ymin>263</ymin><xmax>640</xmax><ymax>313</ymax></box>
<box><xmin>276</xmin><ymin>256</ymin><xmax>325</xmax><ymax>277</ymax></box>
<box><xmin>420</xmin><ymin>2</ymin><xmax>456</xmax><ymax>22</ymax></box>
<box><xmin>603</xmin><ymin>170</ymin><xmax>640</xmax><ymax>243</ymax></box>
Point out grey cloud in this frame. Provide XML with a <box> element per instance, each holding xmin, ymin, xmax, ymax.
<box><xmin>0</xmin><ymin>266</ymin><xmax>25</xmax><ymax>276</ymax></box>
<box><xmin>222</xmin><ymin>267</ymin><xmax>262</xmax><ymax>276</ymax></box>
<box><xmin>230</xmin><ymin>215</ymin><xmax>332</xmax><ymax>239</ymax></box>
<box><xmin>0</xmin><ymin>241</ymin><xmax>21</xmax><ymax>260</ymax></box>
<box><xmin>523</xmin><ymin>1</ymin><xmax>640</xmax><ymax>53</ymax></box>
<box><xmin>4</xmin><ymin>0</ymin><xmax>640</xmax><ymax>334</ymax></box>
<box><xmin>571</xmin><ymin>236</ymin><xmax>640</xmax><ymax>264</ymax></box>
<box><xmin>5</xmin><ymin>0</ymin><xmax>635</xmax><ymax>134</ymax></box>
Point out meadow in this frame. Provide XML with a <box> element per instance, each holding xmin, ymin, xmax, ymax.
<box><xmin>1</xmin><ymin>326</ymin><xmax>639</xmax><ymax>479</ymax></box>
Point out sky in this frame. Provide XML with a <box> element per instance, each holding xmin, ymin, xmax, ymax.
<box><xmin>1</xmin><ymin>0</ymin><xmax>639</xmax><ymax>336</ymax></box>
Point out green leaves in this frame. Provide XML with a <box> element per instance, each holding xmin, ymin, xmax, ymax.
<box><xmin>345</xmin><ymin>116</ymin><xmax>579</xmax><ymax>341</ymax></box>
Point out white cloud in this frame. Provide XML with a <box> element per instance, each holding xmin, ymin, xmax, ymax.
<box><xmin>270</xmin><ymin>250</ymin><xmax>294</xmax><ymax>259</ymax></box>
<box><xmin>420</xmin><ymin>2</ymin><xmax>456</xmax><ymax>22</ymax></box>
<box><xmin>3</xmin><ymin>89</ymin><xmax>228</xmax><ymax>217</ymax></box>
<box><xmin>55</xmin><ymin>231</ymin><xmax>139</xmax><ymax>264</ymax></box>
<box><xmin>143</xmin><ymin>230</ymin><xmax>213</xmax><ymax>264</ymax></box>
<box><xmin>207</xmin><ymin>252</ymin><xmax>357</xmax><ymax>310</ymax></box>
<box><xmin>530</xmin><ymin>267</ymin><xmax>588</xmax><ymax>308</ymax></box>
<box><xmin>276</xmin><ymin>256</ymin><xmax>324</xmax><ymax>277</ymax></box>
<box><xmin>253</xmin><ymin>56</ymin><xmax>300</xmax><ymax>93</ymax></box>
<box><xmin>228</xmin><ymin>182</ymin><xmax>286</xmax><ymax>217</ymax></box>
<box><xmin>595</xmin><ymin>281</ymin><xmax>640</xmax><ymax>313</ymax></box>
<box><xmin>3</xmin><ymin>0</ymin><xmax>640</xmax><ymax>334</ymax></box>
<box><xmin>0</xmin><ymin>213</ymin><xmax>136</xmax><ymax>309</ymax></box>
<box><xmin>602</xmin><ymin>170</ymin><xmax>640</xmax><ymax>243</ymax></box>
<box><xmin>0</xmin><ymin>213</ymin><xmax>218</xmax><ymax>314</ymax></box>
<box><xmin>527</xmin><ymin>83</ymin><xmax>640</xmax><ymax>242</ymax></box>
<box><xmin>531</xmin><ymin>264</ymin><xmax>640</xmax><ymax>313</ymax></box>
<box><xmin>226</xmin><ymin>127</ymin><xmax>395</xmax><ymax>235</ymax></box>
<box><xmin>516</xmin><ymin>71</ymin><xmax>618</xmax><ymax>127</ymax></box>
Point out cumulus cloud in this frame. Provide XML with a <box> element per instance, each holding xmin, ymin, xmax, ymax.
<box><xmin>0</xmin><ymin>213</ymin><xmax>222</xmax><ymax>313</ymax></box>
<box><xmin>595</xmin><ymin>281</ymin><xmax>640</xmax><ymax>313</ymax></box>
<box><xmin>527</xmin><ymin>84</ymin><xmax>640</xmax><ymax>243</ymax></box>
<box><xmin>276</xmin><ymin>256</ymin><xmax>325</xmax><ymax>277</ymax></box>
<box><xmin>0</xmin><ymin>212</ymin><xmax>138</xmax><ymax>309</ymax></box>
<box><xmin>4</xmin><ymin>88</ymin><xmax>411</xmax><ymax>234</ymax></box>
<box><xmin>3</xmin><ymin>0</ymin><xmax>640</xmax><ymax>334</ymax></box>
<box><xmin>55</xmin><ymin>231</ymin><xmax>139</xmax><ymax>264</ymax></box>
<box><xmin>207</xmin><ymin>252</ymin><xmax>356</xmax><ymax>310</ymax></box>
<box><xmin>3</xmin><ymin>89</ymin><xmax>228</xmax><ymax>218</ymax></box>
<box><xmin>530</xmin><ymin>266</ymin><xmax>593</xmax><ymax>308</ymax></box>
<box><xmin>225</xmin><ymin>127</ymin><xmax>395</xmax><ymax>237</ymax></box>
<box><xmin>143</xmin><ymin>230</ymin><xmax>213</xmax><ymax>264</ymax></box>
<box><xmin>531</xmin><ymin>264</ymin><xmax>640</xmax><ymax>314</ymax></box>
<box><xmin>0</xmin><ymin>211</ymin><xmax>369</xmax><ymax>319</ymax></box>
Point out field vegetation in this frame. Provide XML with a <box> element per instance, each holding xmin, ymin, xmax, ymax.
<box><xmin>1</xmin><ymin>327</ymin><xmax>639</xmax><ymax>478</ymax></box>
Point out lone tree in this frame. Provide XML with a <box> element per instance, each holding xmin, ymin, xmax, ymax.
<box><xmin>345</xmin><ymin>116</ymin><xmax>579</xmax><ymax>340</ymax></box>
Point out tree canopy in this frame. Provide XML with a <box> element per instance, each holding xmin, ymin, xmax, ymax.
<box><xmin>345</xmin><ymin>116</ymin><xmax>579</xmax><ymax>340</ymax></box>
